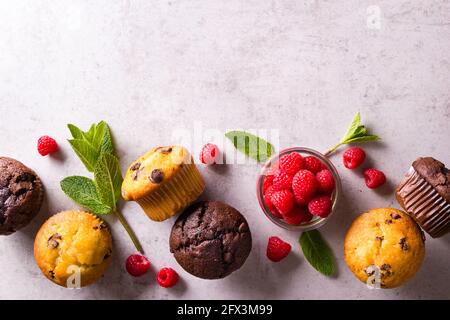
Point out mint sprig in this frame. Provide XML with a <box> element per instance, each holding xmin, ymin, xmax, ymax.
<box><xmin>299</xmin><ymin>230</ymin><xmax>336</xmax><ymax>276</ymax></box>
<box><xmin>225</xmin><ymin>130</ymin><xmax>274</xmax><ymax>163</ymax></box>
<box><xmin>61</xmin><ymin>121</ymin><xmax>144</xmax><ymax>254</ymax></box>
<box><xmin>324</xmin><ymin>112</ymin><xmax>380</xmax><ymax>156</ymax></box>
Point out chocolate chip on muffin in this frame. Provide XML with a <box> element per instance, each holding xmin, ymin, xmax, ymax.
<box><xmin>169</xmin><ymin>201</ymin><xmax>252</xmax><ymax>279</ymax></box>
<box><xmin>149</xmin><ymin>169</ymin><xmax>164</xmax><ymax>184</ymax></box>
<box><xmin>0</xmin><ymin>157</ymin><xmax>44</xmax><ymax>235</ymax></box>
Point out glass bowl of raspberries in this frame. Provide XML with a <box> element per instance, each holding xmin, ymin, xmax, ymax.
<box><xmin>257</xmin><ymin>147</ymin><xmax>341</xmax><ymax>231</ymax></box>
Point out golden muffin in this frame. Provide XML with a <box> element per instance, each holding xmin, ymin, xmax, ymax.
<box><xmin>34</xmin><ymin>210</ymin><xmax>112</xmax><ymax>288</ymax></box>
<box><xmin>344</xmin><ymin>208</ymin><xmax>425</xmax><ymax>289</ymax></box>
<box><xmin>122</xmin><ymin>146</ymin><xmax>205</xmax><ymax>221</ymax></box>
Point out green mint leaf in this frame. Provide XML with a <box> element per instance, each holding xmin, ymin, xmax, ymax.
<box><xmin>344</xmin><ymin>134</ymin><xmax>379</xmax><ymax>144</ymax></box>
<box><xmin>94</xmin><ymin>153</ymin><xmax>123</xmax><ymax>210</ymax></box>
<box><xmin>68</xmin><ymin>139</ymin><xmax>100</xmax><ymax>172</ymax></box>
<box><xmin>326</xmin><ymin>112</ymin><xmax>380</xmax><ymax>155</ymax></box>
<box><xmin>67</xmin><ymin>121</ymin><xmax>116</xmax><ymax>172</ymax></box>
<box><xmin>60</xmin><ymin>176</ymin><xmax>111</xmax><ymax>214</ymax></box>
<box><xmin>341</xmin><ymin>112</ymin><xmax>361</xmax><ymax>142</ymax></box>
<box><xmin>225</xmin><ymin>131</ymin><xmax>274</xmax><ymax>163</ymax></box>
<box><xmin>299</xmin><ymin>230</ymin><xmax>336</xmax><ymax>276</ymax></box>
<box><xmin>67</xmin><ymin>124</ymin><xmax>85</xmax><ymax>140</ymax></box>
<box><xmin>99</xmin><ymin>121</ymin><xmax>114</xmax><ymax>155</ymax></box>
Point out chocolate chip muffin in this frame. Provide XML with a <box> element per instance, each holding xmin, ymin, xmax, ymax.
<box><xmin>396</xmin><ymin>157</ymin><xmax>450</xmax><ymax>238</ymax></box>
<box><xmin>122</xmin><ymin>146</ymin><xmax>205</xmax><ymax>221</ymax></box>
<box><xmin>344</xmin><ymin>208</ymin><xmax>425</xmax><ymax>289</ymax></box>
<box><xmin>170</xmin><ymin>201</ymin><xmax>252</xmax><ymax>279</ymax></box>
<box><xmin>34</xmin><ymin>210</ymin><xmax>112</xmax><ymax>288</ymax></box>
<box><xmin>0</xmin><ymin>157</ymin><xmax>44</xmax><ymax>235</ymax></box>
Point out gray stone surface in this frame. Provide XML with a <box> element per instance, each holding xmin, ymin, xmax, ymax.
<box><xmin>0</xmin><ymin>0</ymin><xmax>449</xmax><ymax>299</ymax></box>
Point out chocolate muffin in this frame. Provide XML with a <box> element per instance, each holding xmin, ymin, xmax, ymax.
<box><xmin>0</xmin><ymin>157</ymin><xmax>44</xmax><ymax>235</ymax></box>
<box><xmin>396</xmin><ymin>157</ymin><xmax>450</xmax><ymax>238</ymax></box>
<box><xmin>169</xmin><ymin>201</ymin><xmax>252</xmax><ymax>279</ymax></box>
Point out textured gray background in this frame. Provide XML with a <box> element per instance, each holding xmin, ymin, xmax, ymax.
<box><xmin>0</xmin><ymin>0</ymin><xmax>449</xmax><ymax>299</ymax></box>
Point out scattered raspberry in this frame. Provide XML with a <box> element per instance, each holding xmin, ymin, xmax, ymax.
<box><xmin>343</xmin><ymin>147</ymin><xmax>366</xmax><ymax>169</ymax></box>
<box><xmin>364</xmin><ymin>168</ymin><xmax>386</xmax><ymax>189</ymax></box>
<box><xmin>292</xmin><ymin>170</ymin><xmax>318</xmax><ymax>206</ymax></box>
<box><xmin>304</xmin><ymin>156</ymin><xmax>323</xmax><ymax>174</ymax></box>
<box><xmin>271</xmin><ymin>189</ymin><xmax>295</xmax><ymax>215</ymax></box>
<box><xmin>283</xmin><ymin>205</ymin><xmax>313</xmax><ymax>225</ymax></box>
<box><xmin>262</xmin><ymin>175</ymin><xmax>274</xmax><ymax>194</ymax></box>
<box><xmin>279</xmin><ymin>152</ymin><xmax>304</xmax><ymax>175</ymax></box>
<box><xmin>37</xmin><ymin>136</ymin><xmax>58</xmax><ymax>156</ymax></box>
<box><xmin>316</xmin><ymin>169</ymin><xmax>335</xmax><ymax>194</ymax></box>
<box><xmin>125</xmin><ymin>254</ymin><xmax>151</xmax><ymax>277</ymax></box>
<box><xmin>157</xmin><ymin>267</ymin><xmax>179</xmax><ymax>288</ymax></box>
<box><xmin>199</xmin><ymin>143</ymin><xmax>219</xmax><ymax>165</ymax></box>
<box><xmin>308</xmin><ymin>195</ymin><xmax>332</xmax><ymax>218</ymax></box>
<box><xmin>272</xmin><ymin>171</ymin><xmax>293</xmax><ymax>191</ymax></box>
<box><xmin>266</xmin><ymin>236</ymin><xmax>291</xmax><ymax>262</ymax></box>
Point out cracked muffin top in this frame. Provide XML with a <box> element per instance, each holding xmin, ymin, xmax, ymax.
<box><xmin>170</xmin><ymin>201</ymin><xmax>252</xmax><ymax>279</ymax></box>
<box><xmin>0</xmin><ymin>157</ymin><xmax>43</xmax><ymax>235</ymax></box>
<box><xmin>122</xmin><ymin>145</ymin><xmax>191</xmax><ymax>201</ymax></box>
<box><xmin>34</xmin><ymin>210</ymin><xmax>112</xmax><ymax>288</ymax></box>
<box><xmin>344</xmin><ymin>208</ymin><xmax>425</xmax><ymax>289</ymax></box>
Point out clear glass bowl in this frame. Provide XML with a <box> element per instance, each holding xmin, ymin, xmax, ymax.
<box><xmin>256</xmin><ymin>147</ymin><xmax>341</xmax><ymax>231</ymax></box>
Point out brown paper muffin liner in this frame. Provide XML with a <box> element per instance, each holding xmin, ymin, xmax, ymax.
<box><xmin>396</xmin><ymin>168</ymin><xmax>450</xmax><ymax>238</ymax></box>
<box><xmin>137</xmin><ymin>162</ymin><xmax>205</xmax><ymax>221</ymax></box>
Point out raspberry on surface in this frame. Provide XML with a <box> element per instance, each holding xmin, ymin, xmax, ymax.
<box><xmin>37</xmin><ymin>135</ymin><xmax>59</xmax><ymax>156</ymax></box>
<box><xmin>279</xmin><ymin>152</ymin><xmax>304</xmax><ymax>175</ymax></box>
<box><xmin>292</xmin><ymin>170</ymin><xmax>318</xmax><ymax>205</ymax></box>
<box><xmin>199</xmin><ymin>143</ymin><xmax>219</xmax><ymax>165</ymax></box>
<box><xmin>343</xmin><ymin>147</ymin><xmax>366</xmax><ymax>169</ymax></box>
<box><xmin>304</xmin><ymin>156</ymin><xmax>323</xmax><ymax>174</ymax></box>
<box><xmin>364</xmin><ymin>168</ymin><xmax>386</xmax><ymax>189</ymax></box>
<box><xmin>266</xmin><ymin>236</ymin><xmax>291</xmax><ymax>262</ymax></box>
<box><xmin>316</xmin><ymin>169</ymin><xmax>336</xmax><ymax>194</ymax></box>
<box><xmin>308</xmin><ymin>195</ymin><xmax>332</xmax><ymax>218</ymax></box>
<box><xmin>271</xmin><ymin>189</ymin><xmax>295</xmax><ymax>215</ymax></box>
<box><xmin>125</xmin><ymin>254</ymin><xmax>151</xmax><ymax>277</ymax></box>
<box><xmin>157</xmin><ymin>267</ymin><xmax>179</xmax><ymax>288</ymax></box>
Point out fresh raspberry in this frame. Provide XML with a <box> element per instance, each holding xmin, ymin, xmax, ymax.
<box><xmin>271</xmin><ymin>189</ymin><xmax>295</xmax><ymax>215</ymax></box>
<box><xmin>263</xmin><ymin>185</ymin><xmax>276</xmax><ymax>209</ymax></box>
<box><xmin>364</xmin><ymin>168</ymin><xmax>386</xmax><ymax>189</ymax></box>
<box><xmin>125</xmin><ymin>254</ymin><xmax>151</xmax><ymax>277</ymax></box>
<box><xmin>199</xmin><ymin>143</ymin><xmax>219</xmax><ymax>165</ymax></box>
<box><xmin>343</xmin><ymin>147</ymin><xmax>366</xmax><ymax>169</ymax></box>
<box><xmin>304</xmin><ymin>156</ymin><xmax>323</xmax><ymax>174</ymax></box>
<box><xmin>157</xmin><ymin>267</ymin><xmax>179</xmax><ymax>288</ymax></box>
<box><xmin>262</xmin><ymin>175</ymin><xmax>274</xmax><ymax>194</ymax></box>
<box><xmin>272</xmin><ymin>171</ymin><xmax>293</xmax><ymax>191</ymax></box>
<box><xmin>292</xmin><ymin>170</ymin><xmax>318</xmax><ymax>206</ymax></box>
<box><xmin>283</xmin><ymin>205</ymin><xmax>313</xmax><ymax>225</ymax></box>
<box><xmin>279</xmin><ymin>152</ymin><xmax>304</xmax><ymax>175</ymax></box>
<box><xmin>266</xmin><ymin>236</ymin><xmax>291</xmax><ymax>262</ymax></box>
<box><xmin>308</xmin><ymin>195</ymin><xmax>332</xmax><ymax>218</ymax></box>
<box><xmin>37</xmin><ymin>135</ymin><xmax>58</xmax><ymax>156</ymax></box>
<box><xmin>269</xmin><ymin>206</ymin><xmax>283</xmax><ymax>219</ymax></box>
<box><xmin>316</xmin><ymin>169</ymin><xmax>335</xmax><ymax>194</ymax></box>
